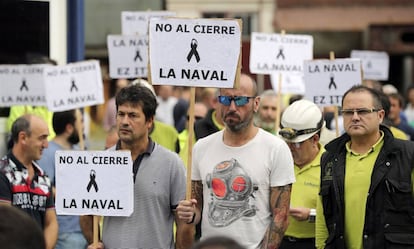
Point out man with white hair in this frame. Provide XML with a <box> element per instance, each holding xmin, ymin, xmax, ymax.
<box><xmin>254</xmin><ymin>89</ymin><xmax>280</xmax><ymax>134</ymax></box>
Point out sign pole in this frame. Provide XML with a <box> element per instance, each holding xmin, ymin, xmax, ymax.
<box><xmin>329</xmin><ymin>51</ymin><xmax>340</xmax><ymax>138</ymax></box>
<box><xmin>274</xmin><ymin>30</ymin><xmax>286</xmax><ymax>134</ymax></box>
<box><xmin>93</xmin><ymin>215</ymin><xmax>100</xmax><ymax>246</ymax></box>
<box><xmin>186</xmin><ymin>87</ymin><xmax>196</xmax><ymax>199</ymax></box>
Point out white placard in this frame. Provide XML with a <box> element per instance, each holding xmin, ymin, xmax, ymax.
<box><xmin>350</xmin><ymin>50</ymin><xmax>389</xmax><ymax>81</ymax></box>
<box><xmin>121</xmin><ymin>11</ymin><xmax>176</xmax><ymax>35</ymax></box>
<box><xmin>270</xmin><ymin>73</ymin><xmax>305</xmax><ymax>94</ymax></box>
<box><xmin>0</xmin><ymin>64</ymin><xmax>51</xmax><ymax>107</ymax></box>
<box><xmin>55</xmin><ymin>150</ymin><xmax>133</xmax><ymax>216</ymax></box>
<box><xmin>149</xmin><ymin>17</ymin><xmax>241</xmax><ymax>88</ymax></box>
<box><xmin>304</xmin><ymin>59</ymin><xmax>362</xmax><ymax>107</ymax></box>
<box><xmin>107</xmin><ymin>34</ymin><xmax>148</xmax><ymax>78</ymax></box>
<box><xmin>44</xmin><ymin>60</ymin><xmax>104</xmax><ymax>112</ymax></box>
<box><xmin>249</xmin><ymin>32</ymin><xmax>313</xmax><ymax>75</ymax></box>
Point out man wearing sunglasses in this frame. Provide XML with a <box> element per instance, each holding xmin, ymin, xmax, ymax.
<box><xmin>177</xmin><ymin>73</ymin><xmax>295</xmax><ymax>248</ymax></box>
<box><xmin>278</xmin><ymin>99</ymin><xmax>325</xmax><ymax>249</ymax></box>
<box><xmin>316</xmin><ymin>85</ymin><xmax>414</xmax><ymax>249</ymax></box>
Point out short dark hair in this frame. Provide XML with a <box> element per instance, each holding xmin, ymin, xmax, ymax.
<box><xmin>0</xmin><ymin>206</ymin><xmax>45</xmax><ymax>249</ymax></box>
<box><xmin>11</xmin><ymin>115</ymin><xmax>31</xmax><ymax>143</ymax></box>
<box><xmin>388</xmin><ymin>93</ymin><xmax>405</xmax><ymax>108</ymax></box>
<box><xmin>192</xmin><ymin>236</ymin><xmax>246</xmax><ymax>249</ymax></box>
<box><xmin>115</xmin><ymin>84</ymin><xmax>158</xmax><ymax>121</ymax></box>
<box><xmin>53</xmin><ymin>109</ymin><xmax>77</xmax><ymax>135</ymax></box>
<box><xmin>342</xmin><ymin>85</ymin><xmax>383</xmax><ymax>109</ymax></box>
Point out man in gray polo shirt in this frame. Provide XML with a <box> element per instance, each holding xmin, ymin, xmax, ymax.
<box><xmin>80</xmin><ymin>84</ymin><xmax>193</xmax><ymax>249</ymax></box>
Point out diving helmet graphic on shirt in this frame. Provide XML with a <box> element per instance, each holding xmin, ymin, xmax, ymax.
<box><xmin>206</xmin><ymin>158</ymin><xmax>258</xmax><ymax>227</ymax></box>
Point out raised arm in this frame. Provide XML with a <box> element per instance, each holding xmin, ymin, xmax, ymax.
<box><xmin>260</xmin><ymin>184</ymin><xmax>292</xmax><ymax>249</ymax></box>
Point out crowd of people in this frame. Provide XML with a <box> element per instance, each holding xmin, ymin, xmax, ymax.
<box><xmin>1</xmin><ymin>71</ymin><xmax>414</xmax><ymax>249</ymax></box>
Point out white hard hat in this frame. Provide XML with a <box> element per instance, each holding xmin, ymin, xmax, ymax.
<box><xmin>280</xmin><ymin>99</ymin><xmax>324</xmax><ymax>143</ymax></box>
<box><xmin>131</xmin><ymin>78</ymin><xmax>156</xmax><ymax>97</ymax></box>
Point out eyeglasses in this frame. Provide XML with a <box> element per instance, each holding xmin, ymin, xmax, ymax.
<box><xmin>286</xmin><ymin>139</ymin><xmax>308</xmax><ymax>149</ymax></box>
<box><xmin>341</xmin><ymin>108</ymin><xmax>380</xmax><ymax>117</ymax></box>
<box><xmin>218</xmin><ymin>96</ymin><xmax>255</xmax><ymax>107</ymax></box>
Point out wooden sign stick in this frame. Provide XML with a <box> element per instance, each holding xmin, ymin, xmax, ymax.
<box><xmin>329</xmin><ymin>51</ymin><xmax>340</xmax><ymax>138</ymax></box>
<box><xmin>186</xmin><ymin>87</ymin><xmax>196</xmax><ymax>199</ymax></box>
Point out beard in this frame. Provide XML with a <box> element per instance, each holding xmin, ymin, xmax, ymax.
<box><xmin>254</xmin><ymin>116</ymin><xmax>275</xmax><ymax>132</ymax></box>
<box><xmin>67</xmin><ymin>129</ymin><xmax>80</xmax><ymax>145</ymax></box>
<box><xmin>224</xmin><ymin>111</ymin><xmax>253</xmax><ymax>133</ymax></box>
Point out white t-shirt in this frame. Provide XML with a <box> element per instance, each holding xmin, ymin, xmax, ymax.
<box><xmin>192</xmin><ymin>128</ymin><xmax>295</xmax><ymax>249</ymax></box>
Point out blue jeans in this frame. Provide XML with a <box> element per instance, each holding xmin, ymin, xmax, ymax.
<box><xmin>55</xmin><ymin>232</ymin><xmax>87</xmax><ymax>249</ymax></box>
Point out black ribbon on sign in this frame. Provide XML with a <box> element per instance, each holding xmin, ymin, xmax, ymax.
<box><xmin>20</xmin><ymin>79</ymin><xmax>29</xmax><ymax>91</ymax></box>
<box><xmin>86</xmin><ymin>169</ymin><xmax>98</xmax><ymax>192</ymax></box>
<box><xmin>70</xmin><ymin>78</ymin><xmax>79</xmax><ymax>92</ymax></box>
<box><xmin>186</xmin><ymin>38</ymin><xmax>200</xmax><ymax>63</ymax></box>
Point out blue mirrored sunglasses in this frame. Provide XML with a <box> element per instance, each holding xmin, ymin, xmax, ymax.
<box><xmin>218</xmin><ymin>96</ymin><xmax>255</xmax><ymax>106</ymax></box>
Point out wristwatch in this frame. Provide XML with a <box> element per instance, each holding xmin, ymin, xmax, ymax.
<box><xmin>308</xmin><ymin>209</ymin><xmax>316</xmax><ymax>223</ymax></box>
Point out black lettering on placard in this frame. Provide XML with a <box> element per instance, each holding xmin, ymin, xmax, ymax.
<box><xmin>313</xmin><ymin>96</ymin><xmax>326</xmax><ymax>105</ymax></box>
<box><xmin>117</xmin><ymin>67</ymin><xmax>130</xmax><ymax>76</ymax></box>
<box><xmin>255</xmin><ymin>35</ymin><xmax>267</xmax><ymax>41</ymax></box>
<box><xmin>155</xmin><ymin>23</ymin><xmax>172</xmax><ymax>32</ymax></box>
<box><xmin>91</xmin><ymin>156</ymin><xmax>129</xmax><ymax>165</ymax></box>
<box><xmin>135</xmin><ymin>67</ymin><xmax>146</xmax><ymax>75</ymax></box>
<box><xmin>181</xmin><ymin>69</ymin><xmax>227</xmax><ymax>81</ymax></box>
<box><xmin>193</xmin><ymin>25</ymin><xmax>235</xmax><ymax>34</ymax></box>
<box><xmin>323</xmin><ymin>63</ymin><xmax>357</xmax><ymax>72</ymax></box>
<box><xmin>22</xmin><ymin>67</ymin><xmax>43</xmax><ymax>74</ymax></box>
<box><xmin>159</xmin><ymin>68</ymin><xmax>176</xmax><ymax>79</ymax></box>
<box><xmin>308</xmin><ymin>65</ymin><xmax>320</xmax><ymax>73</ymax></box>
<box><xmin>256</xmin><ymin>63</ymin><xmax>301</xmax><ymax>72</ymax></box>
<box><xmin>125</xmin><ymin>15</ymin><xmax>135</xmax><ymax>21</ymax></box>
<box><xmin>63</xmin><ymin>199</ymin><xmax>77</xmax><ymax>208</ymax></box>
<box><xmin>1</xmin><ymin>96</ymin><xmax>13</xmax><ymax>103</ymax></box>
<box><xmin>67</xmin><ymin>95</ymin><xmax>96</xmax><ymax>105</ymax></box>
<box><xmin>176</xmin><ymin>24</ymin><xmax>190</xmax><ymax>33</ymax></box>
<box><xmin>129</xmin><ymin>39</ymin><xmax>148</xmax><ymax>46</ymax></box>
<box><xmin>60</xmin><ymin>156</ymin><xmax>74</xmax><ymax>164</ymax></box>
<box><xmin>113</xmin><ymin>39</ymin><xmax>125</xmax><ymax>47</ymax></box>
<box><xmin>313</xmin><ymin>95</ymin><xmax>342</xmax><ymax>105</ymax></box>
<box><xmin>0</xmin><ymin>68</ymin><xmax>9</xmax><ymax>74</ymax></box>
<box><xmin>281</xmin><ymin>36</ymin><xmax>309</xmax><ymax>44</ymax></box>
<box><xmin>16</xmin><ymin>96</ymin><xmax>45</xmax><ymax>103</ymax></box>
<box><xmin>82</xmin><ymin>199</ymin><xmax>124</xmax><ymax>210</ymax></box>
<box><xmin>53</xmin><ymin>99</ymin><xmax>65</xmax><ymax>108</ymax></box>
<box><xmin>47</xmin><ymin>70</ymin><xmax>58</xmax><ymax>76</ymax></box>
<box><xmin>77</xmin><ymin>156</ymin><xmax>89</xmax><ymax>164</ymax></box>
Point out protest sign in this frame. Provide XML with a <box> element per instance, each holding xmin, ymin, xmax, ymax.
<box><xmin>44</xmin><ymin>60</ymin><xmax>104</xmax><ymax>112</ymax></box>
<box><xmin>0</xmin><ymin>64</ymin><xmax>51</xmax><ymax>107</ymax></box>
<box><xmin>304</xmin><ymin>58</ymin><xmax>362</xmax><ymax>106</ymax></box>
<box><xmin>250</xmin><ymin>32</ymin><xmax>313</xmax><ymax>75</ymax></box>
<box><xmin>121</xmin><ymin>11</ymin><xmax>176</xmax><ymax>35</ymax></box>
<box><xmin>55</xmin><ymin>150</ymin><xmax>133</xmax><ymax>216</ymax></box>
<box><xmin>149</xmin><ymin>17</ymin><xmax>242</xmax><ymax>88</ymax></box>
<box><xmin>107</xmin><ymin>34</ymin><xmax>148</xmax><ymax>78</ymax></box>
<box><xmin>351</xmin><ymin>50</ymin><xmax>389</xmax><ymax>80</ymax></box>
